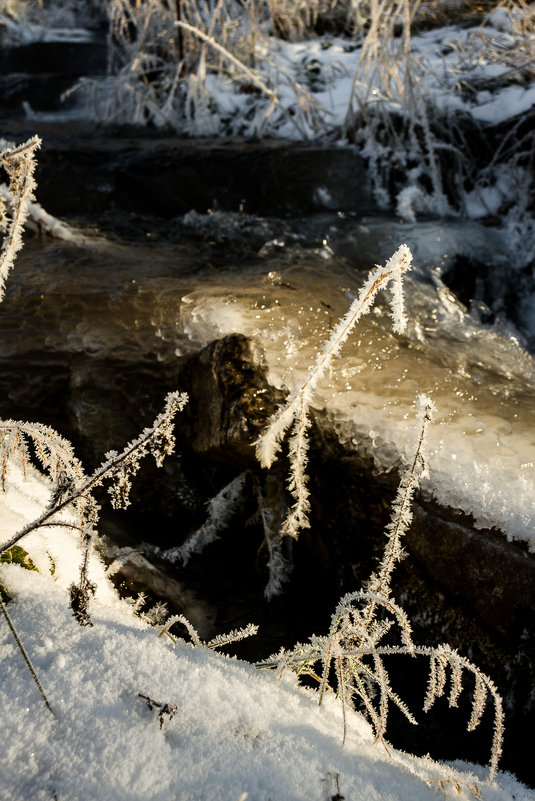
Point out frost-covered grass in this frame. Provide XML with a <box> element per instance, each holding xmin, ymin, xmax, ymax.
<box><xmin>0</xmin><ymin>136</ymin><xmax>40</xmax><ymax>301</ymax></box>
<box><xmin>256</xmin><ymin>243</ymin><xmax>413</xmax><ymax>539</ymax></box>
<box><xmin>0</xmin><ymin>461</ymin><xmax>533</xmax><ymax>801</ymax></box>
<box><xmin>2</xmin><ymin>0</ymin><xmax>532</xmax><ymax>231</ymax></box>
<box><xmin>71</xmin><ymin>1</ymin><xmax>533</xmax><ymax>134</ymax></box>
<box><xmin>2</xmin><ymin>1</ymin><xmax>534</xmax><ymax>219</ymax></box>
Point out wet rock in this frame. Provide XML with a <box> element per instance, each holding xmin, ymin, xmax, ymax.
<box><xmin>0</xmin><ymin>39</ymin><xmax>107</xmax><ymax>112</ymax></box>
<box><xmin>409</xmin><ymin>500</ymin><xmax>535</xmax><ymax>643</ymax></box>
<box><xmin>301</xmin><ymin>410</ymin><xmax>535</xmax><ymax>643</ymax></box>
<box><xmin>0</xmin><ymin>122</ymin><xmax>374</xmax><ymax>218</ymax></box>
<box><xmin>0</xmin><ymin>40</ymin><xmax>106</xmax><ymax>77</ymax></box>
<box><xmin>440</xmin><ymin>252</ymin><xmax>529</xmax><ymax>329</ymax></box>
<box><xmin>178</xmin><ymin>334</ymin><xmax>286</xmax><ymax>466</ymax></box>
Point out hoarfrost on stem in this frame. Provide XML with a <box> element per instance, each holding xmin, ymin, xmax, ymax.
<box><xmin>255</xmin><ymin>244</ymin><xmax>413</xmax><ymax>539</ymax></box>
<box><xmin>0</xmin><ymin>136</ymin><xmax>41</xmax><ymax>301</ymax></box>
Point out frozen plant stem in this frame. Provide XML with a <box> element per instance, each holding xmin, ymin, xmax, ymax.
<box><xmin>177</xmin><ymin>20</ymin><xmax>277</xmax><ymax>102</ymax></box>
<box><xmin>158</xmin><ymin>614</ymin><xmax>258</xmax><ymax>650</ymax></box>
<box><xmin>0</xmin><ymin>136</ymin><xmax>41</xmax><ymax>301</ymax></box>
<box><xmin>365</xmin><ymin>395</ymin><xmax>434</xmax><ymax>614</ymax></box>
<box><xmin>252</xmin><ymin>474</ymin><xmax>292</xmax><ymax>599</ymax></box>
<box><xmin>156</xmin><ymin>472</ymin><xmax>246</xmax><ymax>565</ymax></box>
<box><xmin>0</xmin><ymin>594</ymin><xmax>53</xmax><ymax>715</ymax></box>
<box><xmin>255</xmin><ymin>244</ymin><xmax>413</xmax><ymax>538</ymax></box>
<box><xmin>176</xmin><ymin>20</ymin><xmax>310</xmax><ymax>139</ymax></box>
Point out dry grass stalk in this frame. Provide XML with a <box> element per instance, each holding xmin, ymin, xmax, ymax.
<box><xmin>0</xmin><ymin>136</ymin><xmax>41</xmax><ymax>301</ymax></box>
<box><xmin>256</xmin><ymin>244</ymin><xmax>412</xmax><ymax>539</ymax></box>
<box><xmin>0</xmin><ymin>593</ymin><xmax>53</xmax><ymax>714</ymax></box>
<box><xmin>158</xmin><ymin>614</ymin><xmax>258</xmax><ymax>650</ymax></box>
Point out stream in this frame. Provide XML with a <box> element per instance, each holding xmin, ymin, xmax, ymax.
<box><xmin>4</xmin><ymin>208</ymin><xmax>535</xmax><ymax>546</ymax></box>
<box><xmin>1</xmin><ymin>137</ymin><xmax>535</xmax><ymax>785</ymax></box>
<box><xmin>3</xmin><ymin>1</ymin><xmax>535</xmax><ymax>792</ymax></box>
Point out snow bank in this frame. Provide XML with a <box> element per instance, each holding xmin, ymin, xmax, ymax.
<box><xmin>1</xmin><ymin>457</ymin><xmax>534</xmax><ymax>800</ymax></box>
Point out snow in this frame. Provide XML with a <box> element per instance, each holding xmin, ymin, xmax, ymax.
<box><xmin>1</xmin><ymin>463</ymin><xmax>534</xmax><ymax>801</ymax></box>
<box><xmin>472</xmin><ymin>84</ymin><xmax>535</xmax><ymax>124</ymax></box>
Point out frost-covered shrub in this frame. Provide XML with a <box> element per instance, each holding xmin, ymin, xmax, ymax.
<box><xmin>259</xmin><ymin>398</ymin><xmax>504</xmax><ymax>783</ymax></box>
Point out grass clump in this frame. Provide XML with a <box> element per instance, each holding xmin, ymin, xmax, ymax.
<box><xmin>259</xmin><ymin>397</ymin><xmax>504</xmax><ymax>783</ymax></box>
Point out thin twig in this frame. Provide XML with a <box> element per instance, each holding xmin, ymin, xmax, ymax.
<box><xmin>0</xmin><ymin>595</ymin><xmax>54</xmax><ymax>715</ymax></box>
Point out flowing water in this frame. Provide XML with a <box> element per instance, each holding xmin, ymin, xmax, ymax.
<box><xmin>3</xmin><ymin>210</ymin><xmax>535</xmax><ymax>551</ymax></box>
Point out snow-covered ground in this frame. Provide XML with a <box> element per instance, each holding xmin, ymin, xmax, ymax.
<box><xmin>3</xmin><ymin>2</ymin><xmax>534</xmax><ymax>178</ymax></box>
<box><xmin>1</xmin><ymin>462</ymin><xmax>533</xmax><ymax>801</ymax></box>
